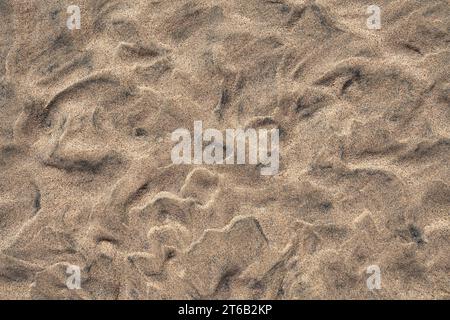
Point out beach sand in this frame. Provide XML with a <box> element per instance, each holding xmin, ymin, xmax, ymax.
<box><xmin>0</xmin><ymin>0</ymin><xmax>449</xmax><ymax>299</ymax></box>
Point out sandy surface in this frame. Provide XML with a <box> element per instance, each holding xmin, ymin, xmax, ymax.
<box><xmin>0</xmin><ymin>0</ymin><xmax>449</xmax><ymax>300</ymax></box>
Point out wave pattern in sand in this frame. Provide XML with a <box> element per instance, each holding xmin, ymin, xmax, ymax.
<box><xmin>0</xmin><ymin>0</ymin><xmax>449</xmax><ymax>299</ymax></box>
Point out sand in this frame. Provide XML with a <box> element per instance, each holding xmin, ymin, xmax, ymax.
<box><xmin>0</xmin><ymin>0</ymin><xmax>449</xmax><ymax>300</ymax></box>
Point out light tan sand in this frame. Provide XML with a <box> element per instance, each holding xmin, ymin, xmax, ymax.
<box><xmin>0</xmin><ymin>0</ymin><xmax>449</xmax><ymax>300</ymax></box>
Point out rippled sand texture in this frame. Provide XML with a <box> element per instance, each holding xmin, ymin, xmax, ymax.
<box><xmin>0</xmin><ymin>0</ymin><xmax>449</xmax><ymax>300</ymax></box>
